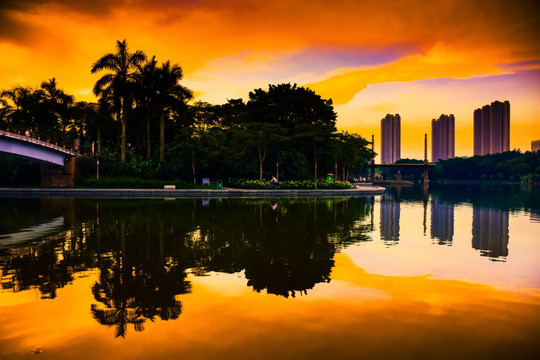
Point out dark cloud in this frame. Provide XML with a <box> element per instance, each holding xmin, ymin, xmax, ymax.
<box><xmin>0</xmin><ymin>9</ymin><xmax>37</xmax><ymax>43</ymax></box>
<box><xmin>0</xmin><ymin>0</ymin><xmax>216</xmax><ymax>43</ymax></box>
<box><xmin>0</xmin><ymin>0</ymin><xmax>121</xmax><ymax>13</ymax></box>
<box><xmin>0</xmin><ymin>0</ymin><xmax>125</xmax><ymax>43</ymax></box>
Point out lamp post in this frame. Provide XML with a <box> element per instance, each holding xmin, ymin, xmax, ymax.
<box><xmin>276</xmin><ymin>162</ymin><xmax>279</xmax><ymax>181</ymax></box>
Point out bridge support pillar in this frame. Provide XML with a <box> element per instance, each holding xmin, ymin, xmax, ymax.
<box><xmin>40</xmin><ymin>157</ymin><xmax>79</xmax><ymax>187</ymax></box>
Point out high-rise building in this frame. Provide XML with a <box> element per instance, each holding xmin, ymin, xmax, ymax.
<box><xmin>473</xmin><ymin>108</ymin><xmax>482</xmax><ymax>155</ymax></box>
<box><xmin>473</xmin><ymin>100</ymin><xmax>510</xmax><ymax>155</ymax></box>
<box><xmin>431</xmin><ymin>114</ymin><xmax>455</xmax><ymax>162</ymax></box>
<box><xmin>532</xmin><ymin>140</ymin><xmax>540</xmax><ymax>152</ymax></box>
<box><xmin>381</xmin><ymin>114</ymin><xmax>401</xmax><ymax>164</ymax></box>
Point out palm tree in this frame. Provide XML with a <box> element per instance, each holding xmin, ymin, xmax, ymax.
<box><xmin>0</xmin><ymin>86</ymin><xmax>33</xmax><ymax>133</ymax></box>
<box><xmin>0</xmin><ymin>98</ymin><xmax>12</xmax><ymax>130</ymax></box>
<box><xmin>155</xmin><ymin>61</ymin><xmax>192</xmax><ymax>162</ymax></box>
<box><xmin>68</xmin><ymin>101</ymin><xmax>93</xmax><ymax>152</ymax></box>
<box><xmin>40</xmin><ymin>78</ymin><xmax>74</xmax><ymax>146</ymax></box>
<box><xmin>134</xmin><ymin>56</ymin><xmax>159</xmax><ymax>158</ymax></box>
<box><xmin>91</xmin><ymin>40</ymin><xmax>146</xmax><ymax>162</ymax></box>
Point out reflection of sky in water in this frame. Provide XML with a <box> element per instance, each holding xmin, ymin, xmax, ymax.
<box><xmin>348</xmin><ymin>197</ymin><xmax>540</xmax><ymax>291</ymax></box>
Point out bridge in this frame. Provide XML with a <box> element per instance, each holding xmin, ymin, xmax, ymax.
<box><xmin>0</xmin><ymin>129</ymin><xmax>82</xmax><ymax>186</ymax></box>
<box><xmin>369</xmin><ymin>134</ymin><xmax>435</xmax><ymax>183</ymax></box>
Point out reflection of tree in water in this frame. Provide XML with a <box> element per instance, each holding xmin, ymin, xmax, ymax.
<box><xmin>90</xmin><ymin>256</ymin><xmax>190</xmax><ymax>337</ymax></box>
<box><xmin>2</xmin><ymin>242</ymin><xmax>72</xmax><ymax>299</ymax></box>
<box><xmin>193</xmin><ymin>198</ymin><xmax>371</xmax><ymax>298</ymax></box>
<box><xmin>1</xmin><ymin>229</ymin><xmax>96</xmax><ymax>299</ymax></box>
<box><xmin>86</xmin><ymin>207</ymin><xmax>193</xmax><ymax>338</ymax></box>
<box><xmin>244</xmin><ymin>201</ymin><xmax>335</xmax><ymax>298</ymax></box>
<box><xmin>1</xmin><ymin>197</ymin><xmax>372</xmax><ymax>335</ymax></box>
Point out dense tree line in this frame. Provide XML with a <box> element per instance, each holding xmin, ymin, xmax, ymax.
<box><xmin>432</xmin><ymin>150</ymin><xmax>540</xmax><ymax>182</ymax></box>
<box><xmin>378</xmin><ymin>152</ymin><xmax>540</xmax><ymax>183</ymax></box>
<box><xmin>0</xmin><ymin>40</ymin><xmax>374</xmax><ymax>185</ymax></box>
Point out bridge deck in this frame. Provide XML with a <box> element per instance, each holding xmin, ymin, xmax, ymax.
<box><xmin>0</xmin><ymin>130</ymin><xmax>80</xmax><ymax>157</ymax></box>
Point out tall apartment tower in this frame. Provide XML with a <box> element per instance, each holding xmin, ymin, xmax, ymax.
<box><xmin>473</xmin><ymin>100</ymin><xmax>510</xmax><ymax>155</ymax></box>
<box><xmin>431</xmin><ymin>114</ymin><xmax>455</xmax><ymax>162</ymax></box>
<box><xmin>532</xmin><ymin>140</ymin><xmax>540</xmax><ymax>152</ymax></box>
<box><xmin>381</xmin><ymin>114</ymin><xmax>401</xmax><ymax>164</ymax></box>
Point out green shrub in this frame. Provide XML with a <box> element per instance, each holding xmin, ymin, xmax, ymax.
<box><xmin>226</xmin><ymin>178</ymin><xmax>352</xmax><ymax>189</ymax></box>
<box><xmin>316</xmin><ymin>180</ymin><xmax>352</xmax><ymax>189</ymax></box>
<box><xmin>226</xmin><ymin>179</ymin><xmax>267</xmax><ymax>189</ymax></box>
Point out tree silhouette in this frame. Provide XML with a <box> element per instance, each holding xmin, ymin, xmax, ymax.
<box><xmin>91</xmin><ymin>39</ymin><xmax>146</xmax><ymax>162</ymax></box>
<box><xmin>40</xmin><ymin>78</ymin><xmax>74</xmax><ymax>146</ymax></box>
<box><xmin>295</xmin><ymin>122</ymin><xmax>335</xmax><ymax>185</ymax></box>
<box><xmin>246</xmin><ymin>83</ymin><xmax>338</xmax><ymax>181</ymax></box>
<box><xmin>232</xmin><ymin>122</ymin><xmax>286</xmax><ymax>181</ymax></box>
<box><xmin>0</xmin><ymin>86</ymin><xmax>36</xmax><ymax>133</ymax></box>
<box><xmin>0</xmin><ymin>97</ymin><xmax>12</xmax><ymax>130</ymax></box>
<box><xmin>134</xmin><ymin>56</ymin><xmax>159</xmax><ymax>158</ymax></box>
<box><xmin>154</xmin><ymin>60</ymin><xmax>192</xmax><ymax>163</ymax></box>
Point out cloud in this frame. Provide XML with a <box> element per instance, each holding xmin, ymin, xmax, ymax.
<box><xmin>186</xmin><ymin>44</ymin><xmax>421</xmax><ymax>102</ymax></box>
<box><xmin>306</xmin><ymin>41</ymin><xmax>516</xmax><ymax>105</ymax></box>
<box><xmin>0</xmin><ymin>0</ymin><xmax>122</xmax><ymax>43</ymax></box>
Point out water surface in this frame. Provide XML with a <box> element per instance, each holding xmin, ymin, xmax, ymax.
<box><xmin>1</xmin><ymin>184</ymin><xmax>539</xmax><ymax>359</ymax></box>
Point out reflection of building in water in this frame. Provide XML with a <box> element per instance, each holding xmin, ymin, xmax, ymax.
<box><xmin>472</xmin><ymin>208</ymin><xmax>509</xmax><ymax>258</ymax></box>
<box><xmin>380</xmin><ymin>199</ymin><xmax>400</xmax><ymax>244</ymax></box>
<box><xmin>430</xmin><ymin>199</ymin><xmax>454</xmax><ymax>245</ymax></box>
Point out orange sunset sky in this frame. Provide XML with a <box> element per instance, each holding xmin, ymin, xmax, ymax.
<box><xmin>1</xmin><ymin>0</ymin><xmax>539</xmax><ymax>160</ymax></box>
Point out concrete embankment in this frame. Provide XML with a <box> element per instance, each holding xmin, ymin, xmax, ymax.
<box><xmin>0</xmin><ymin>186</ymin><xmax>386</xmax><ymax>198</ymax></box>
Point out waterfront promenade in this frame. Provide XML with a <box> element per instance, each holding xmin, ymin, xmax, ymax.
<box><xmin>0</xmin><ymin>185</ymin><xmax>385</xmax><ymax>198</ymax></box>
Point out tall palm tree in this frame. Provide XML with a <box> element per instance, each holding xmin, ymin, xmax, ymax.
<box><xmin>40</xmin><ymin>78</ymin><xmax>74</xmax><ymax>146</ymax></box>
<box><xmin>91</xmin><ymin>39</ymin><xmax>146</xmax><ymax>162</ymax></box>
<box><xmin>0</xmin><ymin>86</ymin><xmax>33</xmax><ymax>133</ymax></box>
<box><xmin>134</xmin><ymin>56</ymin><xmax>159</xmax><ymax>158</ymax></box>
<box><xmin>68</xmin><ymin>101</ymin><xmax>92</xmax><ymax>152</ymax></box>
<box><xmin>0</xmin><ymin>98</ymin><xmax>12</xmax><ymax>130</ymax></box>
<box><xmin>155</xmin><ymin>61</ymin><xmax>192</xmax><ymax>162</ymax></box>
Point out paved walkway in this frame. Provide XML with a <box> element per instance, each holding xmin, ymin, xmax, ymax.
<box><xmin>0</xmin><ymin>186</ymin><xmax>386</xmax><ymax>198</ymax></box>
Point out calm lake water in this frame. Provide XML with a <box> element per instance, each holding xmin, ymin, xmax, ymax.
<box><xmin>1</xmin><ymin>184</ymin><xmax>539</xmax><ymax>359</ymax></box>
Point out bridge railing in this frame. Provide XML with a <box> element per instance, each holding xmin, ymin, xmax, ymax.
<box><xmin>0</xmin><ymin>129</ymin><xmax>80</xmax><ymax>157</ymax></box>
